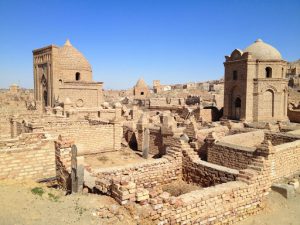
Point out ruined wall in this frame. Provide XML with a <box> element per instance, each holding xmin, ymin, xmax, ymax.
<box><xmin>0</xmin><ymin>116</ymin><xmax>11</xmax><ymax>138</ymax></box>
<box><xmin>25</xmin><ymin>119</ymin><xmax>123</xmax><ymax>155</ymax></box>
<box><xmin>149</xmin><ymin>127</ymin><xmax>164</xmax><ymax>156</ymax></box>
<box><xmin>95</xmin><ymin>138</ymin><xmax>182</xmax><ymax>190</ymax></box>
<box><xmin>272</xmin><ymin>140</ymin><xmax>300</xmax><ymax>181</ymax></box>
<box><xmin>59</xmin><ymin>123</ymin><xmax>122</xmax><ymax>155</ymax></box>
<box><xmin>99</xmin><ymin>144</ymin><xmax>271</xmax><ymax>225</ymax></box>
<box><xmin>207</xmin><ymin>142</ymin><xmax>256</xmax><ymax>170</ymax></box>
<box><xmin>55</xmin><ymin>139</ymin><xmax>72</xmax><ymax>189</ymax></box>
<box><xmin>0</xmin><ymin>133</ymin><xmax>55</xmax><ymax>180</ymax></box>
<box><xmin>288</xmin><ymin>109</ymin><xmax>300</xmax><ymax>123</ymax></box>
<box><xmin>143</xmin><ymin>156</ymin><xmax>271</xmax><ymax>224</ymax></box>
<box><xmin>265</xmin><ymin>132</ymin><xmax>299</xmax><ymax>146</ymax></box>
<box><xmin>94</xmin><ymin>136</ymin><xmax>183</xmax><ymax>203</ymax></box>
<box><xmin>199</xmin><ymin>108</ymin><xmax>213</xmax><ymax>122</ymax></box>
<box><xmin>182</xmin><ymin>145</ymin><xmax>238</xmax><ymax>187</ymax></box>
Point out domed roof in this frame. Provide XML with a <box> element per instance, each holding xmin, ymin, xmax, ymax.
<box><xmin>244</xmin><ymin>39</ymin><xmax>282</xmax><ymax>60</ymax></box>
<box><xmin>135</xmin><ymin>78</ymin><xmax>147</xmax><ymax>87</ymax></box>
<box><xmin>57</xmin><ymin>39</ymin><xmax>92</xmax><ymax>72</ymax></box>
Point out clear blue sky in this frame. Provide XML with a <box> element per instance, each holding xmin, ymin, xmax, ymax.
<box><xmin>0</xmin><ymin>0</ymin><xmax>299</xmax><ymax>89</ymax></box>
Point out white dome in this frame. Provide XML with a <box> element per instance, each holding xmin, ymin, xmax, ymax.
<box><xmin>244</xmin><ymin>39</ymin><xmax>282</xmax><ymax>60</ymax></box>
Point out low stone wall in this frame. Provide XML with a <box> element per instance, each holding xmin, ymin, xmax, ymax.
<box><xmin>0</xmin><ymin>133</ymin><xmax>56</xmax><ymax>180</ymax></box>
<box><xmin>182</xmin><ymin>143</ymin><xmax>238</xmax><ymax>187</ymax></box>
<box><xmin>92</xmin><ymin>136</ymin><xmax>183</xmax><ymax>204</ymax></box>
<box><xmin>265</xmin><ymin>132</ymin><xmax>299</xmax><ymax>146</ymax></box>
<box><xmin>288</xmin><ymin>109</ymin><xmax>300</xmax><ymax>123</ymax></box>
<box><xmin>94</xmin><ymin>148</ymin><xmax>182</xmax><ymax>204</ymax></box>
<box><xmin>272</xmin><ymin>140</ymin><xmax>300</xmax><ymax>181</ymax></box>
<box><xmin>20</xmin><ymin>118</ymin><xmax>123</xmax><ymax>155</ymax></box>
<box><xmin>207</xmin><ymin>141</ymin><xmax>256</xmax><ymax>170</ymax></box>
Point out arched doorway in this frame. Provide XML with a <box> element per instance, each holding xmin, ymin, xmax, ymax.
<box><xmin>262</xmin><ymin>90</ymin><xmax>274</xmax><ymax>119</ymax></box>
<box><xmin>234</xmin><ymin>97</ymin><xmax>241</xmax><ymax>120</ymax></box>
<box><xmin>43</xmin><ymin>90</ymin><xmax>48</xmax><ymax>107</ymax></box>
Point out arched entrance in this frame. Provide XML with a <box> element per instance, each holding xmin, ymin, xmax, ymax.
<box><xmin>43</xmin><ymin>90</ymin><xmax>48</xmax><ymax>107</ymax></box>
<box><xmin>262</xmin><ymin>90</ymin><xmax>274</xmax><ymax>119</ymax></box>
<box><xmin>234</xmin><ymin>97</ymin><xmax>241</xmax><ymax>120</ymax></box>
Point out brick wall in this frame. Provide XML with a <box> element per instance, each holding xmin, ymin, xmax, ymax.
<box><xmin>0</xmin><ymin>133</ymin><xmax>55</xmax><ymax>180</ymax></box>
<box><xmin>143</xmin><ymin>156</ymin><xmax>271</xmax><ymax>224</ymax></box>
<box><xmin>55</xmin><ymin>139</ymin><xmax>73</xmax><ymax>189</ymax></box>
<box><xmin>288</xmin><ymin>109</ymin><xmax>300</xmax><ymax>123</ymax></box>
<box><xmin>207</xmin><ymin>142</ymin><xmax>256</xmax><ymax>170</ymax></box>
<box><xmin>182</xmin><ymin>142</ymin><xmax>238</xmax><ymax>187</ymax></box>
<box><xmin>265</xmin><ymin>132</ymin><xmax>299</xmax><ymax>146</ymax></box>
<box><xmin>149</xmin><ymin>127</ymin><xmax>164</xmax><ymax>156</ymax></box>
<box><xmin>23</xmin><ymin>119</ymin><xmax>123</xmax><ymax>155</ymax></box>
<box><xmin>271</xmin><ymin>140</ymin><xmax>300</xmax><ymax>181</ymax></box>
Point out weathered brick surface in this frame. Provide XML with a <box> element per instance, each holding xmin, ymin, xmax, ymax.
<box><xmin>271</xmin><ymin>140</ymin><xmax>300</xmax><ymax>181</ymax></box>
<box><xmin>182</xmin><ymin>143</ymin><xmax>238</xmax><ymax>187</ymax></box>
<box><xmin>145</xmin><ymin>156</ymin><xmax>271</xmax><ymax>225</ymax></box>
<box><xmin>207</xmin><ymin>142</ymin><xmax>255</xmax><ymax>170</ymax></box>
<box><xmin>0</xmin><ymin>133</ymin><xmax>55</xmax><ymax>180</ymax></box>
<box><xmin>18</xmin><ymin>117</ymin><xmax>123</xmax><ymax>154</ymax></box>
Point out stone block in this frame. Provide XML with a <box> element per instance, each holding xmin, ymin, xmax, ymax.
<box><xmin>271</xmin><ymin>184</ymin><xmax>295</xmax><ymax>199</ymax></box>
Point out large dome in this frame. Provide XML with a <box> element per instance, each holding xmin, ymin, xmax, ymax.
<box><xmin>57</xmin><ymin>40</ymin><xmax>92</xmax><ymax>72</ymax></box>
<box><xmin>244</xmin><ymin>39</ymin><xmax>282</xmax><ymax>60</ymax></box>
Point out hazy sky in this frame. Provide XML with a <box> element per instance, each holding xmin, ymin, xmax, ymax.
<box><xmin>0</xmin><ymin>0</ymin><xmax>299</xmax><ymax>89</ymax></box>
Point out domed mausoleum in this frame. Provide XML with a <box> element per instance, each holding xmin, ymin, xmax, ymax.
<box><xmin>133</xmin><ymin>78</ymin><xmax>149</xmax><ymax>98</ymax></box>
<box><xmin>33</xmin><ymin>40</ymin><xmax>103</xmax><ymax>108</ymax></box>
<box><xmin>223</xmin><ymin>39</ymin><xmax>288</xmax><ymax>122</ymax></box>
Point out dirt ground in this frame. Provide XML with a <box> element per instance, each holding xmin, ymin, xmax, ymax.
<box><xmin>84</xmin><ymin>147</ymin><xmax>148</xmax><ymax>168</ymax></box>
<box><xmin>162</xmin><ymin>180</ymin><xmax>202</xmax><ymax>196</ymax></box>
<box><xmin>1</xmin><ymin>180</ymin><xmax>300</xmax><ymax>225</ymax></box>
<box><xmin>0</xmin><ymin>180</ymin><xmax>137</xmax><ymax>225</ymax></box>
<box><xmin>236</xmin><ymin>189</ymin><xmax>300</xmax><ymax>225</ymax></box>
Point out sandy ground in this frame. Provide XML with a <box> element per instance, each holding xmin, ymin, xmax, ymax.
<box><xmin>0</xmin><ymin>180</ymin><xmax>136</xmax><ymax>225</ymax></box>
<box><xmin>84</xmin><ymin>147</ymin><xmax>147</xmax><ymax>168</ymax></box>
<box><xmin>236</xmin><ymin>189</ymin><xmax>300</xmax><ymax>225</ymax></box>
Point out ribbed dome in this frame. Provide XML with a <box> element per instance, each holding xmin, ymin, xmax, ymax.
<box><xmin>135</xmin><ymin>78</ymin><xmax>147</xmax><ymax>87</ymax></box>
<box><xmin>244</xmin><ymin>39</ymin><xmax>282</xmax><ymax>60</ymax></box>
<box><xmin>57</xmin><ymin>40</ymin><xmax>92</xmax><ymax>72</ymax></box>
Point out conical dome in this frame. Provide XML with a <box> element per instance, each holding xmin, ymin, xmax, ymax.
<box><xmin>135</xmin><ymin>78</ymin><xmax>147</xmax><ymax>87</ymax></box>
<box><xmin>244</xmin><ymin>39</ymin><xmax>282</xmax><ymax>60</ymax></box>
<box><xmin>57</xmin><ymin>39</ymin><xmax>92</xmax><ymax>72</ymax></box>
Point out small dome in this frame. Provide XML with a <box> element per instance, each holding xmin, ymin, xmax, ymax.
<box><xmin>64</xmin><ymin>97</ymin><xmax>72</xmax><ymax>105</ymax></box>
<box><xmin>57</xmin><ymin>39</ymin><xmax>92</xmax><ymax>72</ymax></box>
<box><xmin>244</xmin><ymin>39</ymin><xmax>282</xmax><ymax>60</ymax></box>
<box><xmin>135</xmin><ymin>78</ymin><xmax>147</xmax><ymax>87</ymax></box>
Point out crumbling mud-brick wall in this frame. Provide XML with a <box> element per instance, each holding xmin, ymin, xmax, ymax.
<box><xmin>208</xmin><ymin>130</ymin><xmax>300</xmax><ymax>182</ymax></box>
<box><xmin>0</xmin><ymin>133</ymin><xmax>55</xmax><ymax>180</ymax></box>
<box><xmin>55</xmin><ymin>139</ymin><xmax>73</xmax><ymax>189</ymax></box>
<box><xmin>182</xmin><ymin>142</ymin><xmax>238</xmax><ymax>187</ymax></box>
<box><xmin>270</xmin><ymin>140</ymin><xmax>300</xmax><ymax>181</ymax></box>
<box><xmin>93</xmin><ymin>136</ymin><xmax>183</xmax><ymax>204</ymax></box>
<box><xmin>148</xmin><ymin>127</ymin><xmax>164</xmax><ymax>156</ymax></box>
<box><xmin>288</xmin><ymin>109</ymin><xmax>300</xmax><ymax>123</ymax></box>
<box><xmin>142</xmin><ymin>155</ymin><xmax>271</xmax><ymax>224</ymax></box>
<box><xmin>207</xmin><ymin>142</ymin><xmax>256</xmax><ymax>170</ymax></box>
<box><xmin>264</xmin><ymin>132</ymin><xmax>299</xmax><ymax>146</ymax></box>
<box><xmin>20</xmin><ymin>118</ymin><xmax>123</xmax><ymax>155</ymax></box>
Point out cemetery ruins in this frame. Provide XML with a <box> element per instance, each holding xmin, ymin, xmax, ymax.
<box><xmin>0</xmin><ymin>39</ymin><xmax>300</xmax><ymax>225</ymax></box>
